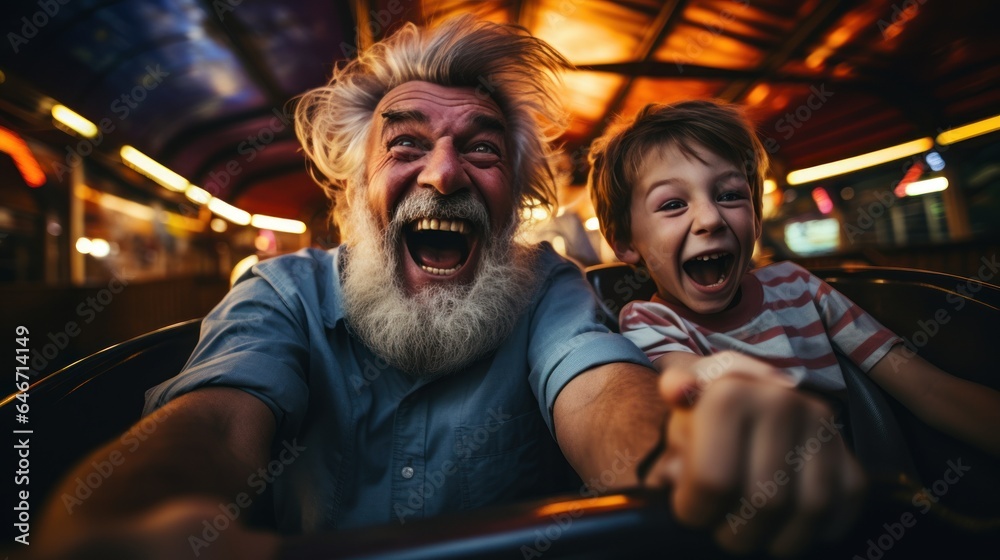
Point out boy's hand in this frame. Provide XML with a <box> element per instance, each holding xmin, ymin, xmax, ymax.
<box><xmin>643</xmin><ymin>352</ymin><xmax>866</xmax><ymax>557</ymax></box>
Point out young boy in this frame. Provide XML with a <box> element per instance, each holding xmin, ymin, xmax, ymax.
<box><xmin>588</xmin><ymin>100</ymin><xmax>1000</xmax><ymax>459</ymax></box>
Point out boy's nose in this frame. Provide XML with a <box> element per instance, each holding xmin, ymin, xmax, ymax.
<box><xmin>691</xmin><ymin>203</ymin><xmax>727</xmax><ymax>235</ymax></box>
<box><xmin>417</xmin><ymin>139</ymin><xmax>468</xmax><ymax>196</ymax></box>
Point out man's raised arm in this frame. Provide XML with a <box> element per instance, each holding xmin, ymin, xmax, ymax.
<box><xmin>553</xmin><ymin>362</ymin><xmax>664</xmax><ymax>490</ymax></box>
<box><xmin>37</xmin><ymin>387</ymin><xmax>280</xmax><ymax>559</ymax></box>
<box><xmin>554</xmin><ymin>361</ymin><xmax>867</xmax><ymax>557</ymax></box>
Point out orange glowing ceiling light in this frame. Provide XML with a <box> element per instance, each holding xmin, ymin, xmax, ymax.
<box><xmin>936</xmin><ymin>113</ymin><xmax>1000</xmax><ymax>145</ymax></box>
<box><xmin>746</xmin><ymin>84</ymin><xmax>770</xmax><ymax>106</ymax></box>
<box><xmin>0</xmin><ymin>126</ymin><xmax>46</xmax><ymax>187</ymax></box>
<box><xmin>787</xmin><ymin>137</ymin><xmax>934</xmax><ymax>185</ymax></box>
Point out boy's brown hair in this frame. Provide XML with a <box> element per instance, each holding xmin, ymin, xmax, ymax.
<box><xmin>588</xmin><ymin>100</ymin><xmax>769</xmax><ymax>247</ymax></box>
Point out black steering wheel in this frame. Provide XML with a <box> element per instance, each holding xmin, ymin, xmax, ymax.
<box><xmin>277</xmin><ymin>482</ymin><xmax>999</xmax><ymax>559</ymax></box>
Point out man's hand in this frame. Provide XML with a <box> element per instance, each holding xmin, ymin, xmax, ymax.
<box><xmin>34</xmin><ymin>388</ymin><xmax>280</xmax><ymax>560</ymax></box>
<box><xmin>35</xmin><ymin>499</ymin><xmax>280</xmax><ymax>560</ymax></box>
<box><xmin>644</xmin><ymin>351</ymin><xmax>867</xmax><ymax>557</ymax></box>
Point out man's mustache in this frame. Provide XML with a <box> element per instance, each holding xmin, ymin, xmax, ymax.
<box><xmin>389</xmin><ymin>190</ymin><xmax>491</xmax><ymax>236</ymax></box>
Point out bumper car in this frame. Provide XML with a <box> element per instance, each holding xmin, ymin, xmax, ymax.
<box><xmin>6</xmin><ymin>265</ymin><xmax>999</xmax><ymax>558</ymax></box>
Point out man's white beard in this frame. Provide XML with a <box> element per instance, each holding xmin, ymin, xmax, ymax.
<box><xmin>341</xmin><ymin>190</ymin><xmax>538</xmax><ymax>379</ymax></box>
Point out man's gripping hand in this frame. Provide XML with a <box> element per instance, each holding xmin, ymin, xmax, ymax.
<box><xmin>643</xmin><ymin>351</ymin><xmax>867</xmax><ymax>557</ymax></box>
<box><xmin>32</xmin><ymin>499</ymin><xmax>279</xmax><ymax>560</ymax></box>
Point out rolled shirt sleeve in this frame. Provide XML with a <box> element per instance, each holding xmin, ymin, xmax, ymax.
<box><xmin>143</xmin><ymin>259</ymin><xmax>314</xmax><ymax>441</ymax></box>
<box><xmin>527</xmin><ymin>249</ymin><xmax>652</xmax><ymax>436</ymax></box>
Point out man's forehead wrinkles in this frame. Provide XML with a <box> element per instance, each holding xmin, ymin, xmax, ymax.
<box><xmin>376</xmin><ymin>84</ymin><xmax>503</xmax><ymax>116</ymax></box>
<box><xmin>378</xmin><ymin>100</ymin><xmax>504</xmax><ymax>121</ymax></box>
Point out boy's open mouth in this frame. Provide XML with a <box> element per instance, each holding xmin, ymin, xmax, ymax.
<box><xmin>682</xmin><ymin>252</ymin><xmax>735</xmax><ymax>287</ymax></box>
<box><xmin>404</xmin><ymin>218</ymin><xmax>476</xmax><ymax>276</ymax></box>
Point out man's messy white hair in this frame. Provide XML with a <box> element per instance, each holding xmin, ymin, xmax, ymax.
<box><xmin>294</xmin><ymin>15</ymin><xmax>569</xmax><ymax>242</ymax></box>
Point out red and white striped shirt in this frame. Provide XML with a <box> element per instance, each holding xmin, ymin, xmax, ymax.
<box><xmin>620</xmin><ymin>261</ymin><xmax>901</xmax><ymax>393</ymax></box>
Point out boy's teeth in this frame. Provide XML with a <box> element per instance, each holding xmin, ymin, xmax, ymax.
<box><xmin>707</xmin><ymin>273</ymin><xmax>726</xmax><ymax>287</ymax></box>
<box><xmin>694</xmin><ymin>252</ymin><xmax>724</xmax><ymax>261</ymax></box>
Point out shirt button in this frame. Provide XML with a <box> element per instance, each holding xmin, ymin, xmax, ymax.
<box><xmin>401</xmin><ymin>466</ymin><xmax>414</xmax><ymax>479</ymax></box>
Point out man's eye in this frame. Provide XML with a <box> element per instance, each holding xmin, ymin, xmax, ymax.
<box><xmin>388</xmin><ymin>137</ymin><xmax>420</xmax><ymax>149</ymax></box>
<box><xmin>469</xmin><ymin>143</ymin><xmax>499</xmax><ymax>155</ymax></box>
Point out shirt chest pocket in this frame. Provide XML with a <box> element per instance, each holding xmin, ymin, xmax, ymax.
<box><xmin>453</xmin><ymin>409</ymin><xmax>553</xmax><ymax>509</ymax></box>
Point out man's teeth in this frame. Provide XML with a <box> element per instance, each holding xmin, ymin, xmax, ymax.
<box><xmin>411</xmin><ymin>218</ymin><xmax>470</xmax><ymax>234</ymax></box>
<box><xmin>420</xmin><ymin>264</ymin><xmax>461</xmax><ymax>276</ymax></box>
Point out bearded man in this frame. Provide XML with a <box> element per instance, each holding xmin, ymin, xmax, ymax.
<box><xmin>37</xmin><ymin>15</ymin><xmax>864</xmax><ymax>559</ymax></box>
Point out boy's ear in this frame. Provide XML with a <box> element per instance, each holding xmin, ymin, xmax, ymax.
<box><xmin>611</xmin><ymin>236</ymin><xmax>642</xmax><ymax>265</ymax></box>
<box><xmin>754</xmin><ymin>215</ymin><xmax>762</xmax><ymax>240</ymax></box>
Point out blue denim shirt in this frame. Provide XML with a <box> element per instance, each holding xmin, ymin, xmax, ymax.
<box><xmin>144</xmin><ymin>244</ymin><xmax>649</xmax><ymax>532</ymax></box>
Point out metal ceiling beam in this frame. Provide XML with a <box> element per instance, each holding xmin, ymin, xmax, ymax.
<box><xmin>716</xmin><ymin>0</ymin><xmax>854</xmax><ymax>103</ymax></box>
<box><xmin>511</xmin><ymin>0</ymin><xmax>526</xmax><ymax>28</ymax></box>
<box><xmin>583</xmin><ymin>0</ymin><xmax>687</xmax><ymax>143</ymax></box>
<box><xmin>581</xmin><ymin>60</ymin><xmax>869</xmax><ymax>87</ymax></box>
<box><xmin>684</xmin><ymin>21</ymin><xmax>773</xmax><ymax>52</ymax></box>
<box><xmin>350</xmin><ymin>0</ymin><xmax>376</xmax><ymax>53</ymax></box>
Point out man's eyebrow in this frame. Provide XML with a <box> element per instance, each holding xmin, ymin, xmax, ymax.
<box><xmin>378</xmin><ymin>110</ymin><xmax>506</xmax><ymax>138</ymax></box>
<box><xmin>472</xmin><ymin>114</ymin><xmax>506</xmax><ymax>134</ymax></box>
<box><xmin>380</xmin><ymin>109</ymin><xmax>427</xmax><ymax>126</ymax></box>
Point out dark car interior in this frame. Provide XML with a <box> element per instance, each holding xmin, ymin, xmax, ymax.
<box><xmin>6</xmin><ymin>264</ymin><xmax>999</xmax><ymax>557</ymax></box>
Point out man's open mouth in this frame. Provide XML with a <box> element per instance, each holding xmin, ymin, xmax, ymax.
<box><xmin>405</xmin><ymin>218</ymin><xmax>476</xmax><ymax>276</ymax></box>
<box><xmin>682</xmin><ymin>252</ymin><xmax>735</xmax><ymax>287</ymax></box>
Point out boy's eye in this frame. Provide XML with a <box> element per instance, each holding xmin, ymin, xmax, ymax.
<box><xmin>658</xmin><ymin>200</ymin><xmax>686</xmax><ymax>211</ymax></box>
<box><xmin>718</xmin><ymin>191</ymin><xmax>745</xmax><ymax>202</ymax></box>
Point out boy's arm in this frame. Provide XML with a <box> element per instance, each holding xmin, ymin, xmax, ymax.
<box><xmin>868</xmin><ymin>345</ymin><xmax>1000</xmax><ymax>457</ymax></box>
<box><xmin>36</xmin><ymin>387</ymin><xmax>281</xmax><ymax>559</ymax></box>
<box><xmin>554</xmin><ymin>354</ymin><xmax>866</xmax><ymax>558</ymax></box>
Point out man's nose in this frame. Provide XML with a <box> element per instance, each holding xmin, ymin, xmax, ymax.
<box><xmin>691</xmin><ymin>202</ymin><xmax>726</xmax><ymax>235</ymax></box>
<box><xmin>417</xmin><ymin>139</ymin><xmax>467</xmax><ymax>195</ymax></box>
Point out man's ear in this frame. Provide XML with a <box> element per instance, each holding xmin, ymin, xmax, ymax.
<box><xmin>612</xmin><ymin>236</ymin><xmax>642</xmax><ymax>265</ymax></box>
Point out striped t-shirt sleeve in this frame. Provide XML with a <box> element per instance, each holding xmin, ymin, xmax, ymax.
<box><xmin>619</xmin><ymin>300</ymin><xmax>704</xmax><ymax>362</ymax></box>
<box><xmin>806</xmin><ymin>269</ymin><xmax>902</xmax><ymax>372</ymax></box>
